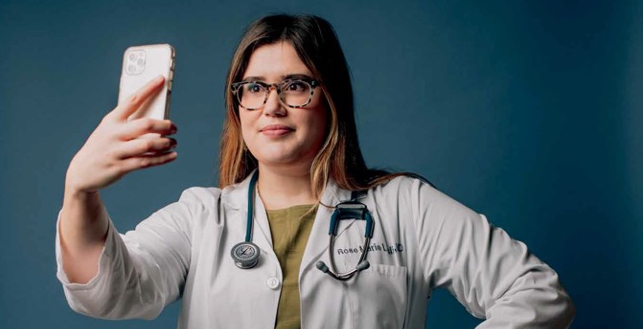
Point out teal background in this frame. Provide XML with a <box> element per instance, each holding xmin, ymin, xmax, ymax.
<box><xmin>1</xmin><ymin>0</ymin><xmax>641</xmax><ymax>328</ymax></box>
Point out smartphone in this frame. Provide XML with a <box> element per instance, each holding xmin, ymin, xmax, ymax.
<box><xmin>118</xmin><ymin>44</ymin><xmax>175</xmax><ymax>126</ymax></box>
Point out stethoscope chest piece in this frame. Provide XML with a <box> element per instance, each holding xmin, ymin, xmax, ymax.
<box><xmin>231</xmin><ymin>241</ymin><xmax>261</xmax><ymax>269</ymax></box>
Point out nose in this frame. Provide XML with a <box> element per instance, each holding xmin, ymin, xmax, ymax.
<box><xmin>263</xmin><ymin>86</ymin><xmax>286</xmax><ymax>117</ymax></box>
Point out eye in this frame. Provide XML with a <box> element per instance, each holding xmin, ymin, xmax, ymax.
<box><xmin>244</xmin><ymin>83</ymin><xmax>263</xmax><ymax>94</ymax></box>
<box><xmin>285</xmin><ymin>80</ymin><xmax>308</xmax><ymax>92</ymax></box>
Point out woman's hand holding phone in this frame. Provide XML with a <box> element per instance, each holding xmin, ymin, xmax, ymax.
<box><xmin>65</xmin><ymin>76</ymin><xmax>178</xmax><ymax>195</ymax></box>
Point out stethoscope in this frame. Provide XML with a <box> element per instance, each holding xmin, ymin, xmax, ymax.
<box><xmin>230</xmin><ymin>171</ymin><xmax>375</xmax><ymax>281</ymax></box>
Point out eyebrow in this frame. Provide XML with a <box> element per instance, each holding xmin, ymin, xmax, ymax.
<box><xmin>241</xmin><ymin>74</ymin><xmax>313</xmax><ymax>82</ymax></box>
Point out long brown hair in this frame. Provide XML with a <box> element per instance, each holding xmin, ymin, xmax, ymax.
<box><xmin>219</xmin><ymin>14</ymin><xmax>420</xmax><ymax>201</ymax></box>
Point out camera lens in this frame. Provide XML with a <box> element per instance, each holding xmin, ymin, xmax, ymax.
<box><xmin>128</xmin><ymin>53</ymin><xmax>136</xmax><ymax>61</ymax></box>
<box><xmin>127</xmin><ymin>65</ymin><xmax>136</xmax><ymax>72</ymax></box>
<box><xmin>137</xmin><ymin>58</ymin><xmax>145</xmax><ymax>66</ymax></box>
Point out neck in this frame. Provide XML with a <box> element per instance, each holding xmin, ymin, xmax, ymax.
<box><xmin>256</xmin><ymin>163</ymin><xmax>317</xmax><ymax>210</ymax></box>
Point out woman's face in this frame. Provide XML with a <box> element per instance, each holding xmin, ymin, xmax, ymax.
<box><xmin>238</xmin><ymin>41</ymin><xmax>327</xmax><ymax>171</ymax></box>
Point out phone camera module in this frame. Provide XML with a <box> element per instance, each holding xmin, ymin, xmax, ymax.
<box><xmin>125</xmin><ymin>50</ymin><xmax>145</xmax><ymax>75</ymax></box>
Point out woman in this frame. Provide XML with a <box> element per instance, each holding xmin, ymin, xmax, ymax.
<box><xmin>56</xmin><ymin>14</ymin><xmax>575</xmax><ymax>328</ymax></box>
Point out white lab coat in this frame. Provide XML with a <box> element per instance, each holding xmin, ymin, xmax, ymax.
<box><xmin>55</xmin><ymin>171</ymin><xmax>575</xmax><ymax>328</ymax></box>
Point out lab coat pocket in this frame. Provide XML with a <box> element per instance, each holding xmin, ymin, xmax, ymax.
<box><xmin>344</xmin><ymin>262</ymin><xmax>408</xmax><ymax>329</ymax></box>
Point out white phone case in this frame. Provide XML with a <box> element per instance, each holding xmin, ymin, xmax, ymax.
<box><xmin>118</xmin><ymin>44</ymin><xmax>175</xmax><ymax>130</ymax></box>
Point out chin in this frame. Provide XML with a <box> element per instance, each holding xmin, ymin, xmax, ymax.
<box><xmin>253</xmin><ymin>145</ymin><xmax>295</xmax><ymax>161</ymax></box>
<box><xmin>255</xmin><ymin>151</ymin><xmax>313</xmax><ymax>168</ymax></box>
<box><xmin>258</xmin><ymin>155</ymin><xmax>298</xmax><ymax>166</ymax></box>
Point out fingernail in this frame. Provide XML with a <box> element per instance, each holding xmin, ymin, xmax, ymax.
<box><xmin>156</xmin><ymin>75</ymin><xmax>165</xmax><ymax>82</ymax></box>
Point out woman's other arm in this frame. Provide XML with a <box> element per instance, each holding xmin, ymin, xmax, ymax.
<box><xmin>406</xmin><ymin>178</ymin><xmax>575</xmax><ymax>328</ymax></box>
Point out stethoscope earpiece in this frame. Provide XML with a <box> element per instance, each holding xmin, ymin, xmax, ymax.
<box><xmin>316</xmin><ymin>261</ymin><xmax>329</xmax><ymax>273</ymax></box>
<box><xmin>316</xmin><ymin>259</ymin><xmax>371</xmax><ymax>281</ymax></box>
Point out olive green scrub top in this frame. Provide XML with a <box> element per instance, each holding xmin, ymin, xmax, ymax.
<box><xmin>265</xmin><ymin>204</ymin><xmax>318</xmax><ymax>329</ymax></box>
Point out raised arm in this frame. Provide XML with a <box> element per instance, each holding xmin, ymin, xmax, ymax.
<box><xmin>60</xmin><ymin>75</ymin><xmax>177</xmax><ymax>284</ymax></box>
<box><xmin>56</xmin><ymin>76</ymin><xmax>186</xmax><ymax>319</ymax></box>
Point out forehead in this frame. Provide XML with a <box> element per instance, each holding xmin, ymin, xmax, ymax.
<box><xmin>242</xmin><ymin>41</ymin><xmax>312</xmax><ymax>80</ymax></box>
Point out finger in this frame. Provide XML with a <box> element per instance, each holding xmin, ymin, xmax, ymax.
<box><xmin>113</xmin><ymin>75</ymin><xmax>166</xmax><ymax>121</ymax></box>
<box><xmin>118</xmin><ymin>118</ymin><xmax>177</xmax><ymax>141</ymax></box>
<box><xmin>115</xmin><ymin>136</ymin><xmax>177</xmax><ymax>159</ymax></box>
<box><xmin>120</xmin><ymin>151</ymin><xmax>178</xmax><ymax>172</ymax></box>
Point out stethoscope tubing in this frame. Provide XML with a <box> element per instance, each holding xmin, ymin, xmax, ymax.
<box><xmin>234</xmin><ymin>170</ymin><xmax>374</xmax><ymax>281</ymax></box>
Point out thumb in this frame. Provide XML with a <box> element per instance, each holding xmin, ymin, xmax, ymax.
<box><xmin>113</xmin><ymin>75</ymin><xmax>165</xmax><ymax>121</ymax></box>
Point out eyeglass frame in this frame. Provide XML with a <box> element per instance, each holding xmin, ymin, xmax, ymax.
<box><xmin>230</xmin><ymin>77</ymin><xmax>320</xmax><ymax>110</ymax></box>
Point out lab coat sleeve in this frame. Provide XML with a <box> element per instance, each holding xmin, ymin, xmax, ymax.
<box><xmin>408</xmin><ymin>178</ymin><xmax>575</xmax><ymax>328</ymax></box>
<box><xmin>55</xmin><ymin>188</ymin><xmax>198</xmax><ymax>320</ymax></box>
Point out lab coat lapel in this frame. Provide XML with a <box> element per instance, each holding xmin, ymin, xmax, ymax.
<box><xmin>252</xmin><ymin>186</ymin><xmax>274</xmax><ymax>250</ymax></box>
<box><xmin>299</xmin><ymin>178</ymin><xmax>354</xmax><ymax>276</ymax></box>
<box><xmin>222</xmin><ymin>170</ymin><xmax>274</xmax><ymax>255</ymax></box>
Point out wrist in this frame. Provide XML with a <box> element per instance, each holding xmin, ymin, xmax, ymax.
<box><xmin>63</xmin><ymin>181</ymin><xmax>98</xmax><ymax>203</ymax></box>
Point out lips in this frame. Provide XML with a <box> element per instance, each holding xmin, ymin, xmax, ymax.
<box><xmin>260</xmin><ymin>124</ymin><xmax>294</xmax><ymax>137</ymax></box>
<box><xmin>260</xmin><ymin>124</ymin><xmax>295</xmax><ymax>132</ymax></box>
